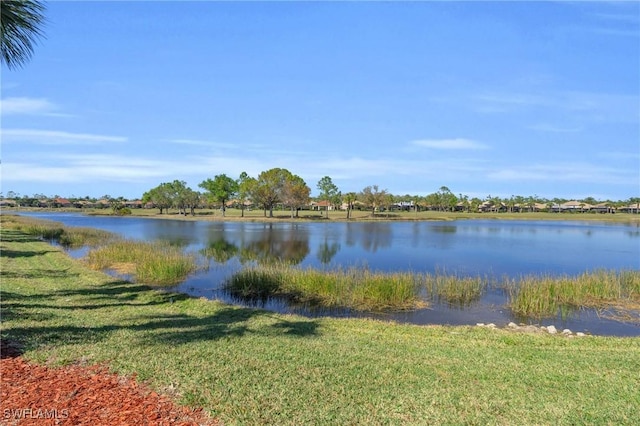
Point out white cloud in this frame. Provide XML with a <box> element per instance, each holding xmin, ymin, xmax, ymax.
<box><xmin>1</xmin><ymin>129</ymin><xmax>127</xmax><ymax>144</ymax></box>
<box><xmin>1</xmin><ymin>97</ymin><xmax>55</xmax><ymax>115</ymax></box>
<box><xmin>0</xmin><ymin>97</ymin><xmax>72</xmax><ymax>117</ymax></box>
<box><xmin>410</xmin><ymin>138</ymin><xmax>489</xmax><ymax>150</ymax></box>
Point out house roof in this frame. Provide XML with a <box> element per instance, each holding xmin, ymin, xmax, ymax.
<box><xmin>561</xmin><ymin>201</ymin><xmax>593</xmax><ymax>208</ymax></box>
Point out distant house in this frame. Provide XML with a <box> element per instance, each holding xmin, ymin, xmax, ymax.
<box><xmin>478</xmin><ymin>201</ymin><xmax>506</xmax><ymax>213</ymax></box>
<box><xmin>559</xmin><ymin>201</ymin><xmax>592</xmax><ymax>212</ymax></box>
<box><xmin>95</xmin><ymin>199</ymin><xmax>111</xmax><ymax>209</ymax></box>
<box><xmin>226</xmin><ymin>199</ymin><xmax>253</xmax><ymax>209</ymax></box>
<box><xmin>340</xmin><ymin>200</ymin><xmax>366</xmax><ymax>211</ymax></box>
<box><xmin>0</xmin><ymin>199</ymin><xmax>18</xmax><ymax>208</ymax></box>
<box><xmin>310</xmin><ymin>200</ymin><xmax>334</xmax><ymax>211</ymax></box>
<box><xmin>392</xmin><ymin>201</ymin><xmax>415</xmax><ymax>211</ymax></box>
<box><xmin>73</xmin><ymin>200</ymin><xmax>95</xmax><ymax>209</ymax></box>
<box><xmin>513</xmin><ymin>203</ymin><xmax>548</xmax><ymax>212</ymax></box>
<box><xmin>125</xmin><ymin>200</ymin><xmax>143</xmax><ymax>209</ymax></box>
<box><xmin>53</xmin><ymin>198</ymin><xmax>72</xmax><ymax>208</ymax></box>
<box><xmin>619</xmin><ymin>204</ymin><xmax>640</xmax><ymax>214</ymax></box>
<box><xmin>591</xmin><ymin>203</ymin><xmax>614</xmax><ymax>214</ymax></box>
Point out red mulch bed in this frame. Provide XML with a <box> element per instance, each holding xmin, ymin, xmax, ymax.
<box><xmin>0</xmin><ymin>341</ymin><xmax>219</xmax><ymax>426</ymax></box>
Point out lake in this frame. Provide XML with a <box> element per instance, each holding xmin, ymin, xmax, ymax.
<box><xmin>18</xmin><ymin>212</ymin><xmax>640</xmax><ymax>336</ymax></box>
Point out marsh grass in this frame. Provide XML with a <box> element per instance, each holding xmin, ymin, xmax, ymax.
<box><xmin>0</xmin><ymin>214</ymin><xmax>115</xmax><ymax>248</ymax></box>
<box><xmin>507</xmin><ymin>270</ymin><xmax>640</xmax><ymax>317</ymax></box>
<box><xmin>226</xmin><ymin>265</ymin><xmax>424</xmax><ymax>311</ymax></box>
<box><xmin>227</xmin><ymin>266</ymin><xmax>490</xmax><ymax>311</ymax></box>
<box><xmin>85</xmin><ymin>240</ymin><xmax>201</xmax><ymax>285</ymax></box>
<box><xmin>228</xmin><ymin>265</ymin><xmax>640</xmax><ymax>316</ymax></box>
<box><xmin>427</xmin><ymin>273</ymin><xmax>487</xmax><ymax>306</ymax></box>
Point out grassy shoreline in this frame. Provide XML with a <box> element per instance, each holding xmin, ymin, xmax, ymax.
<box><xmin>8</xmin><ymin>206</ymin><xmax>640</xmax><ymax>224</ymax></box>
<box><xmin>2</xmin><ymin>227</ymin><xmax>640</xmax><ymax>424</ymax></box>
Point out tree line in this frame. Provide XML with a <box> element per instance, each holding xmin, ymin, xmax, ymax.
<box><xmin>4</xmin><ymin>167</ymin><xmax>638</xmax><ymax>216</ymax></box>
<box><xmin>137</xmin><ymin>169</ymin><xmax>639</xmax><ymax>218</ymax></box>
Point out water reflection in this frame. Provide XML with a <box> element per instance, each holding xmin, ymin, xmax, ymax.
<box><xmin>238</xmin><ymin>224</ymin><xmax>310</xmax><ymax>265</ymax></box>
<box><xmin>353</xmin><ymin>222</ymin><xmax>393</xmax><ymax>253</ymax></box>
<box><xmin>200</xmin><ymin>239</ymin><xmax>238</xmax><ymax>264</ymax></box>
<box><xmin>317</xmin><ymin>240</ymin><xmax>340</xmax><ymax>265</ymax></box>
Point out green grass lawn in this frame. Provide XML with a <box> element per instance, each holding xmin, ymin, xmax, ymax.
<box><xmin>2</xmin><ymin>228</ymin><xmax>639</xmax><ymax>425</ymax></box>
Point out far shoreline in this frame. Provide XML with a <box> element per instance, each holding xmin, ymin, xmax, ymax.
<box><xmin>7</xmin><ymin>206</ymin><xmax>640</xmax><ymax>225</ymax></box>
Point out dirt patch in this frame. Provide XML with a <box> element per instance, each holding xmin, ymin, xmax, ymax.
<box><xmin>0</xmin><ymin>342</ymin><xmax>218</xmax><ymax>426</ymax></box>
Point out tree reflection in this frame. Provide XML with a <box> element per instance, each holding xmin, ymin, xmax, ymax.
<box><xmin>238</xmin><ymin>225</ymin><xmax>310</xmax><ymax>265</ymax></box>
<box><xmin>200</xmin><ymin>239</ymin><xmax>238</xmax><ymax>264</ymax></box>
<box><xmin>317</xmin><ymin>240</ymin><xmax>340</xmax><ymax>265</ymax></box>
<box><xmin>359</xmin><ymin>222</ymin><xmax>392</xmax><ymax>253</ymax></box>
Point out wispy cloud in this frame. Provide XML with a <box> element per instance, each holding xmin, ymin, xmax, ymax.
<box><xmin>471</xmin><ymin>90</ymin><xmax>639</xmax><ymax>123</ymax></box>
<box><xmin>581</xmin><ymin>9</ymin><xmax>640</xmax><ymax>37</ymax></box>
<box><xmin>487</xmin><ymin>162</ymin><xmax>636</xmax><ymax>186</ymax></box>
<box><xmin>1</xmin><ymin>97</ymin><xmax>73</xmax><ymax>117</ymax></box>
<box><xmin>528</xmin><ymin>123</ymin><xmax>583</xmax><ymax>133</ymax></box>
<box><xmin>3</xmin><ymin>155</ymin><xmax>171</xmax><ymax>184</ymax></box>
<box><xmin>410</xmin><ymin>138</ymin><xmax>489</xmax><ymax>150</ymax></box>
<box><xmin>1</xmin><ymin>129</ymin><xmax>127</xmax><ymax>145</ymax></box>
<box><xmin>598</xmin><ymin>151</ymin><xmax>640</xmax><ymax>161</ymax></box>
<box><xmin>168</xmin><ymin>138</ymin><xmax>238</xmax><ymax>149</ymax></box>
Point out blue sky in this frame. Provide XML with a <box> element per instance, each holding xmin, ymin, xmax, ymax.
<box><xmin>2</xmin><ymin>1</ymin><xmax>639</xmax><ymax>201</ymax></box>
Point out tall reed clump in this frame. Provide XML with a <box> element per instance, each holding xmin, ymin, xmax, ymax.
<box><xmin>85</xmin><ymin>240</ymin><xmax>200</xmax><ymax>285</ymax></box>
<box><xmin>427</xmin><ymin>273</ymin><xmax>487</xmax><ymax>306</ymax></box>
<box><xmin>2</xmin><ymin>214</ymin><xmax>115</xmax><ymax>248</ymax></box>
<box><xmin>508</xmin><ymin>270</ymin><xmax>640</xmax><ymax>317</ymax></box>
<box><xmin>226</xmin><ymin>265</ymin><xmax>424</xmax><ymax>311</ymax></box>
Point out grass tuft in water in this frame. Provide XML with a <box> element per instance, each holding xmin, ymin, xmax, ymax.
<box><xmin>85</xmin><ymin>240</ymin><xmax>200</xmax><ymax>285</ymax></box>
<box><xmin>226</xmin><ymin>265</ymin><xmax>424</xmax><ymax>311</ymax></box>
<box><xmin>427</xmin><ymin>273</ymin><xmax>487</xmax><ymax>306</ymax></box>
<box><xmin>507</xmin><ymin>270</ymin><xmax>640</xmax><ymax>317</ymax></box>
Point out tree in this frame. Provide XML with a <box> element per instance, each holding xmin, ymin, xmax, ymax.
<box><xmin>253</xmin><ymin>168</ymin><xmax>290</xmax><ymax>218</ymax></box>
<box><xmin>491</xmin><ymin>195</ymin><xmax>504</xmax><ymax>213</ymax></box>
<box><xmin>282</xmin><ymin>174</ymin><xmax>311</xmax><ymax>218</ymax></box>
<box><xmin>343</xmin><ymin>192</ymin><xmax>357</xmax><ymax>219</ymax></box>
<box><xmin>459</xmin><ymin>194</ymin><xmax>470</xmax><ymax>213</ymax></box>
<box><xmin>161</xmin><ymin>180</ymin><xmax>193</xmax><ymax>215</ymax></box>
<box><xmin>110</xmin><ymin>197</ymin><xmax>130</xmax><ymax>216</ymax></box>
<box><xmin>437</xmin><ymin>186</ymin><xmax>457</xmax><ymax>212</ymax></box>
<box><xmin>317</xmin><ymin>176</ymin><xmax>340</xmax><ymax>219</ymax></box>
<box><xmin>199</xmin><ymin>174</ymin><xmax>238</xmax><ymax>217</ymax></box>
<box><xmin>470</xmin><ymin>197</ymin><xmax>482</xmax><ymax>213</ymax></box>
<box><xmin>1</xmin><ymin>0</ymin><xmax>46</xmax><ymax>69</ymax></box>
<box><xmin>142</xmin><ymin>182</ymin><xmax>174</xmax><ymax>214</ymax></box>
<box><xmin>360</xmin><ymin>185</ymin><xmax>388</xmax><ymax>216</ymax></box>
<box><xmin>424</xmin><ymin>193</ymin><xmax>439</xmax><ymax>211</ymax></box>
<box><xmin>236</xmin><ymin>172</ymin><xmax>255</xmax><ymax>218</ymax></box>
<box><xmin>182</xmin><ymin>188</ymin><xmax>201</xmax><ymax>216</ymax></box>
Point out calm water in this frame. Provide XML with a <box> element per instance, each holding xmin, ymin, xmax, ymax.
<box><xmin>18</xmin><ymin>212</ymin><xmax>640</xmax><ymax>336</ymax></box>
